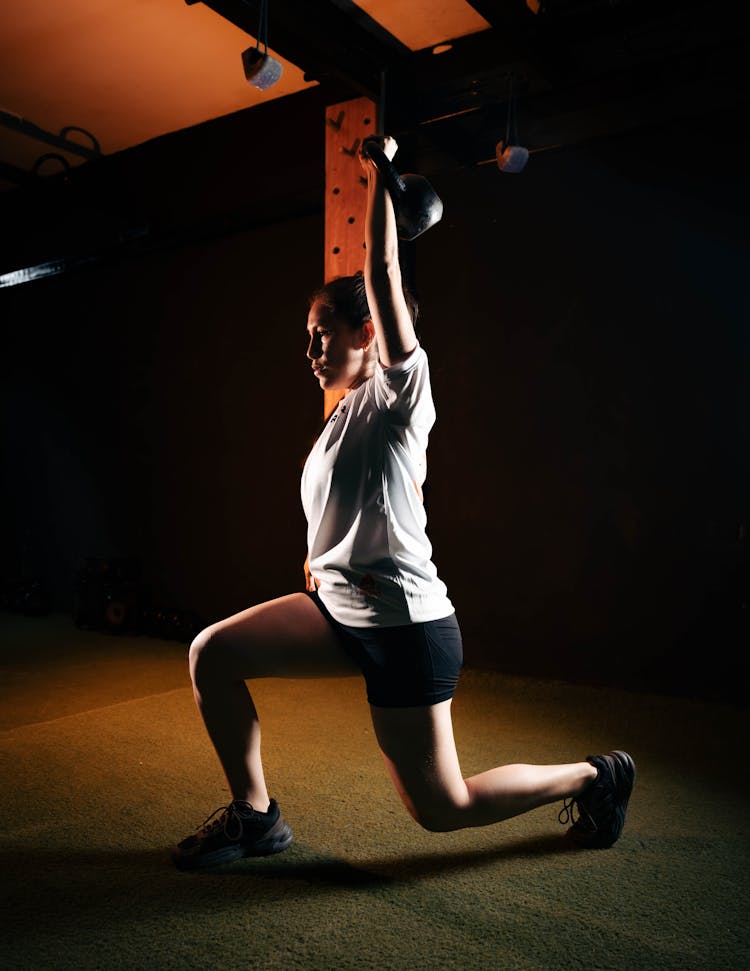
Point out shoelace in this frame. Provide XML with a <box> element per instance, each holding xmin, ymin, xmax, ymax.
<box><xmin>196</xmin><ymin>803</ymin><xmax>248</xmax><ymax>841</ymax></box>
<box><xmin>558</xmin><ymin>798</ymin><xmax>577</xmax><ymax>826</ymax></box>
<box><xmin>559</xmin><ymin>796</ymin><xmax>598</xmax><ymax>832</ymax></box>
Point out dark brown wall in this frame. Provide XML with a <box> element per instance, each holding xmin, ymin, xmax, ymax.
<box><xmin>418</xmin><ymin>138</ymin><xmax>748</xmax><ymax>694</ymax></box>
<box><xmin>1</xmin><ymin>92</ymin><xmax>747</xmax><ymax>698</ymax></box>
<box><xmin>0</xmin><ymin>214</ymin><xmax>324</xmax><ymax>618</ymax></box>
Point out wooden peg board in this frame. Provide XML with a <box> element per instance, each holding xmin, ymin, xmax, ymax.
<box><xmin>323</xmin><ymin>96</ymin><xmax>377</xmax><ymax>417</ymax></box>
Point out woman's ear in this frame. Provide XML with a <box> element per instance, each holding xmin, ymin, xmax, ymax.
<box><xmin>361</xmin><ymin>319</ymin><xmax>376</xmax><ymax>350</ymax></box>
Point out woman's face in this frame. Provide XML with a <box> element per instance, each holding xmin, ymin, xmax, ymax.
<box><xmin>306</xmin><ymin>299</ymin><xmax>372</xmax><ymax>392</ymax></box>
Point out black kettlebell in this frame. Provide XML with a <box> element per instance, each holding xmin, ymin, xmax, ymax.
<box><xmin>362</xmin><ymin>139</ymin><xmax>443</xmax><ymax>241</ymax></box>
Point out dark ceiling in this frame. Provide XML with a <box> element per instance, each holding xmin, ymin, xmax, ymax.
<box><xmin>194</xmin><ymin>0</ymin><xmax>749</xmax><ymax>168</ymax></box>
<box><xmin>2</xmin><ymin>0</ymin><xmax>747</xmax><ymax>284</ymax></box>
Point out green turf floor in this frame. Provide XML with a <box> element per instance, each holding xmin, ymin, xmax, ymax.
<box><xmin>1</xmin><ymin>614</ymin><xmax>748</xmax><ymax>970</ymax></box>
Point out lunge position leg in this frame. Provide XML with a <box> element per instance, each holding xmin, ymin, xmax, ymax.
<box><xmin>371</xmin><ymin>701</ymin><xmax>634</xmax><ymax>847</ymax></box>
<box><xmin>174</xmin><ymin>593</ymin><xmax>357</xmax><ymax>870</ymax></box>
<box><xmin>188</xmin><ymin>592</ymin><xmax>356</xmax><ymax>807</ymax></box>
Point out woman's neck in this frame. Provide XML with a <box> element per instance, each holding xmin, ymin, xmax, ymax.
<box><xmin>345</xmin><ymin>358</ymin><xmax>377</xmax><ymax>394</ymax></box>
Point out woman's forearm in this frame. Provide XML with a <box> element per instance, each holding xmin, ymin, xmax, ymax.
<box><xmin>365</xmin><ymin>171</ymin><xmax>401</xmax><ymax>275</ymax></box>
<box><xmin>361</xmin><ymin>142</ymin><xmax>416</xmax><ymax>363</ymax></box>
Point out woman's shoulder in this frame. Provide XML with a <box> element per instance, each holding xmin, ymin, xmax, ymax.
<box><xmin>377</xmin><ymin>343</ymin><xmax>426</xmax><ymax>378</ymax></box>
<box><xmin>370</xmin><ymin>344</ymin><xmax>435</xmax><ymax>422</ymax></box>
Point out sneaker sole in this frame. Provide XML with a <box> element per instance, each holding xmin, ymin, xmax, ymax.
<box><xmin>242</xmin><ymin>818</ymin><xmax>294</xmax><ymax>858</ymax></box>
<box><xmin>173</xmin><ymin>817</ymin><xmax>294</xmax><ymax>871</ymax></box>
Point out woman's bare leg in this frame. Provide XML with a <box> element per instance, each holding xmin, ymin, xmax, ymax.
<box><xmin>370</xmin><ymin>700</ymin><xmax>597</xmax><ymax>832</ymax></box>
<box><xmin>189</xmin><ymin>593</ymin><xmax>357</xmax><ymax>808</ymax></box>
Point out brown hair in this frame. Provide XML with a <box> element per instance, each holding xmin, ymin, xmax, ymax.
<box><xmin>309</xmin><ymin>270</ymin><xmax>419</xmax><ymax>329</ymax></box>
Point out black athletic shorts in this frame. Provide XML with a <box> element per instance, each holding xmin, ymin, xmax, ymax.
<box><xmin>306</xmin><ymin>590</ymin><xmax>463</xmax><ymax>708</ymax></box>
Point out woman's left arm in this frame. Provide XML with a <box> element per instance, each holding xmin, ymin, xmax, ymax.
<box><xmin>359</xmin><ymin>136</ymin><xmax>418</xmax><ymax>367</ymax></box>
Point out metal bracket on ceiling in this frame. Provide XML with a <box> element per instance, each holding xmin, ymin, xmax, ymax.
<box><xmin>0</xmin><ymin>112</ymin><xmax>100</xmax><ymax>187</ymax></box>
<box><xmin>0</xmin><ymin>110</ymin><xmax>100</xmax><ymax>158</ymax></box>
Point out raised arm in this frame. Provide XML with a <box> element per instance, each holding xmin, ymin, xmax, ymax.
<box><xmin>359</xmin><ymin>136</ymin><xmax>418</xmax><ymax>367</ymax></box>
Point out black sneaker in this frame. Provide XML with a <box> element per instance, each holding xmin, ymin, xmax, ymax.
<box><xmin>559</xmin><ymin>750</ymin><xmax>636</xmax><ymax>849</ymax></box>
<box><xmin>173</xmin><ymin>798</ymin><xmax>293</xmax><ymax>870</ymax></box>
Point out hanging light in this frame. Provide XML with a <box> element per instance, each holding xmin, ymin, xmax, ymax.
<box><xmin>241</xmin><ymin>0</ymin><xmax>283</xmax><ymax>90</ymax></box>
<box><xmin>496</xmin><ymin>74</ymin><xmax>529</xmax><ymax>173</ymax></box>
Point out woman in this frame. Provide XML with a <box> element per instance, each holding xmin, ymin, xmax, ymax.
<box><xmin>173</xmin><ymin>136</ymin><xmax>635</xmax><ymax>870</ymax></box>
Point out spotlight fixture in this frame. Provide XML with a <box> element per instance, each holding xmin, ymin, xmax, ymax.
<box><xmin>241</xmin><ymin>0</ymin><xmax>282</xmax><ymax>90</ymax></box>
<box><xmin>496</xmin><ymin>75</ymin><xmax>529</xmax><ymax>173</ymax></box>
<box><xmin>496</xmin><ymin>144</ymin><xmax>529</xmax><ymax>173</ymax></box>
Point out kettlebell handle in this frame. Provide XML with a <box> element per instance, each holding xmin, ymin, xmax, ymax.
<box><xmin>361</xmin><ymin>137</ymin><xmax>444</xmax><ymax>241</ymax></box>
<box><xmin>361</xmin><ymin>138</ymin><xmax>406</xmax><ymax>195</ymax></box>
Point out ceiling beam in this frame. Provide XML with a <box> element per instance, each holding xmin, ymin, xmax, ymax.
<box><xmin>186</xmin><ymin>0</ymin><xmax>411</xmax><ymax>100</ymax></box>
<box><xmin>463</xmin><ymin>1</ymin><xmax>538</xmax><ymax>52</ymax></box>
<box><xmin>462</xmin><ymin>0</ymin><xmax>570</xmax><ymax>85</ymax></box>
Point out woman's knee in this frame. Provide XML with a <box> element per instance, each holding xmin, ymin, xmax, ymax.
<box><xmin>188</xmin><ymin>626</ymin><xmax>214</xmax><ymax>686</ymax></box>
<box><xmin>392</xmin><ymin>785</ymin><xmax>469</xmax><ymax>832</ymax></box>
<box><xmin>408</xmin><ymin>799</ymin><xmax>467</xmax><ymax>833</ymax></box>
<box><xmin>189</xmin><ymin>624</ymin><xmax>246</xmax><ymax>687</ymax></box>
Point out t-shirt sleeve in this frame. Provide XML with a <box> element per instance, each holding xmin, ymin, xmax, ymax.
<box><xmin>372</xmin><ymin>344</ymin><xmax>436</xmax><ymax>428</ymax></box>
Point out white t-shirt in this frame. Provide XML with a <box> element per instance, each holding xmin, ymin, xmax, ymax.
<box><xmin>301</xmin><ymin>344</ymin><xmax>454</xmax><ymax>627</ymax></box>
